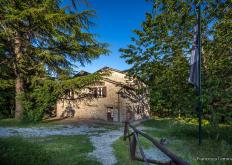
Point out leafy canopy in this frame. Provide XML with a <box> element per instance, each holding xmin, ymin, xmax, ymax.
<box><xmin>120</xmin><ymin>0</ymin><xmax>232</xmax><ymax>125</ymax></box>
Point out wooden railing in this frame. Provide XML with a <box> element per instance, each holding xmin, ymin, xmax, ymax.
<box><xmin>123</xmin><ymin>121</ymin><xmax>190</xmax><ymax>165</ymax></box>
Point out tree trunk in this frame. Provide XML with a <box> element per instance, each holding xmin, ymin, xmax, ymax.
<box><xmin>15</xmin><ymin>75</ymin><xmax>24</xmax><ymax>119</ymax></box>
<box><xmin>14</xmin><ymin>36</ymin><xmax>24</xmax><ymax>119</ymax></box>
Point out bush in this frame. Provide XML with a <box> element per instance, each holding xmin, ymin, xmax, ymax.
<box><xmin>21</xmin><ymin>79</ymin><xmax>58</xmax><ymax>122</ymax></box>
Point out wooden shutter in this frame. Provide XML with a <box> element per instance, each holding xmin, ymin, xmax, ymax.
<box><xmin>102</xmin><ymin>87</ymin><xmax>107</xmax><ymax>97</ymax></box>
<box><xmin>70</xmin><ymin>90</ymin><xmax>74</xmax><ymax>99</ymax></box>
<box><xmin>92</xmin><ymin>87</ymin><xmax>98</xmax><ymax>97</ymax></box>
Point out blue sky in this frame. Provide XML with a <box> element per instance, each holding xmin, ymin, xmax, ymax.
<box><xmin>67</xmin><ymin>0</ymin><xmax>152</xmax><ymax>73</ymax></box>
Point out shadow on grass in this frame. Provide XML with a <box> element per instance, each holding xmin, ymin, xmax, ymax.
<box><xmin>142</xmin><ymin>118</ymin><xmax>232</xmax><ymax>144</ymax></box>
<box><xmin>0</xmin><ymin>136</ymin><xmax>51</xmax><ymax>165</ymax></box>
<box><xmin>0</xmin><ymin>135</ymin><xmax>100</xmax><ymax>165</ymax></box>
<box><xmin>0</xmin><ymin>118</ymin><xmax>58</xmax><ymax>127</ymax></box>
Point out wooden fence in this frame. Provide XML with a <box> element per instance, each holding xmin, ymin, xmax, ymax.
<box><xmin>123</xmin><ymin>121</ymin><xmax>190</xmax><ymax>165</ymax></box>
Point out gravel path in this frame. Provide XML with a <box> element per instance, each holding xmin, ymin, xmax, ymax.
<box><xmin>0</xmin><ymin>124</ymin><xmax>171</xmax><ymax>165</ymax></box>
<box><xmin>88</xmin><ymin>129</ymin><xmax>122</xmax><ymax>165</ymax></box>
<box><xmin>141</xmin><ymin>147</ymin><xmax>171</xmax><ymax>162</ymax></box>
<box><xmin>0</xmin><ymin>125</ymin><xmax>106</xmax><ymax>137</ymax></box>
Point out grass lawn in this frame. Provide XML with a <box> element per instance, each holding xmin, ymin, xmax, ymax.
<box><xmin>0</xmin><ymin>135</ymin><xmax>100</xmax><ymax>165</ymax></box>
<box><xmin>0</xmin><ymin>118</ymin><xmax>58</xmax><ymax>127</ymax></box>
<box><xmin>113</xmin><ymin>136</ymin><xmax>144</xmax><ymax>165</ymax></box>
<box><xmin>113</xmin><ymin>117</ymin><xmax>232</xmax><ymax>165</ymax></box>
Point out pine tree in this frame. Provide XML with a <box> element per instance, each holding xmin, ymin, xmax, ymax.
<box><xmin>0</xmin><ymin>0</ymin><xmax>108</xmax><ymax>119</ymax></box>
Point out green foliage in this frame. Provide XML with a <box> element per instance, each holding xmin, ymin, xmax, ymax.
<box><xmin>0</xmin><ymin>79</ymin><xmax>15</xmax><ymax>118</ymax></box>
<box><xmin>0</xmin><ymin>41</ymin><xmax>15</xmax><ymax>117</ymax></box>
<box><xmin>143</xmin><ymin>117</ymin><xmax>232</xmax><ymax>143</ymax></box>
<box><xmin>0</xmin><ymin>0</ymin><xmax>109</xmax><ymax>76</ymax></box>
<box><xmin>120</xmin><ymin>0</ymin><xmax>232</xmax><ymax>125</ymax></box>
<box><xmin>178</xmin><ymin>117</ymin><xmax>210</xmax><ymax>126</ymax></box>
<box><xmin>0</xmin><ymin>0</ymin><xmax>109</xmax><ymax>119</ymax></box>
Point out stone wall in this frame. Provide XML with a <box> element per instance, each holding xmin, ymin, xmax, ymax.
<box><xmin>57</xmin><ymin>81</ymin><xmax>121</xmax><ymax>121</ymax></box>
<box><xmin>56</xmin><ymin>70</ymin><xmax>150</xmax><ymax>122</ymax></box>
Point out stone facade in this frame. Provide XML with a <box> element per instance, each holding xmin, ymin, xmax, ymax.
<box><xmin>56</xmin><ymin>67</ymin><xmax>149</xmax><ymax>122</ymax></box>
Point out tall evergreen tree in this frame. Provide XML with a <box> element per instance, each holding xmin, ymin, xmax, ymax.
<box><xmin>0</xmin><ymin>0</ymin><xmax>108</xmax><ymax>119</ymax></box>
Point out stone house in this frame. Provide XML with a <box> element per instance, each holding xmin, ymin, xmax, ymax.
<box><xmin>56</xmin><ymin>67</ymin><xmax>149</xmax><ymax>122</ymax></box>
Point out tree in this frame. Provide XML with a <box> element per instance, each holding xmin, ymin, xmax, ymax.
<box><xmin>0</xmin><ymin>44</ymin><xmax>15</xmax><ymax>117</ymax></box>
<box><xmin>201</xmin><ymin>2</ymin><xmax>232</xmax><ymax>125</ymax></box>
<box><xmin>120</xmin><ymin>0</ymin><xmax>231</xmax><ymax>125</ymax></box>
<box><xmin>0</xmin><ymin>0</ymin><xmax>108</xmax><ymax>119</ymax></box>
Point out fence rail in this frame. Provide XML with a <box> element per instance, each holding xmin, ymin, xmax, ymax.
<box><xmin>123</xmin><ymin>121</ymin><xmax>190</xmax><ymax>165</ymax></box>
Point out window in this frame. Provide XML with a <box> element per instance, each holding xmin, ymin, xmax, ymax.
<box><xmin>136</xmin><ymin>107</ymin><xmax>141</xmax><ymax>114</ymax></box>
<box><xmin>136</xmin><ymin>105</ymin><xmax>144</xmax><ymax>114</ymax></box>
<box><xmin>93</xmin><ymin>87</ymin><xmax>107</xmax><ymax>97</ymax></box>
<box><xmin>65</xmin><ymin>89</ymin><xmax>74</xmax><ymax>99</ymax></box>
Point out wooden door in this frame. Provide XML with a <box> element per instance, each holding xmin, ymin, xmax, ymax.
<box><xmin>107</xmin><ymin>106</ymin><xmax>114</xmax><ymax>121</ymax></box>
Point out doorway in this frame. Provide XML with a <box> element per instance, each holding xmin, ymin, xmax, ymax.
<box><xmin>106</xmin><ymin>106</ymin><xmax>114</xmax><ymax>121</ymax></box>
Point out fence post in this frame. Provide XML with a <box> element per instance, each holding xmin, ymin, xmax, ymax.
<box><xmin>124</xmin><ymin>121</ymin><xmax>128</xmax><ymax>141</ymax></box>
<box><xmin>130</xmin><ymin>133</ymin><xmax>136</xmax><ymax>160</ymax></box>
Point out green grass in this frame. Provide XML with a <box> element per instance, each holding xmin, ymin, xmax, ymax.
<box><xmin>113</xmin><ymin>137</ymin><xmax>144</xmax><ymax>165</ymax></box>
<box><xmin>0</xmin><ymin>135</ymin><xmax>100</xmax><ymax>165</ymax></box>
<box><xmin>0</xmin><ymin>118</ymin><xmax>58</xmax><ymax>127</ymax></box>
<box><xmin>142</xmin><ymin>117</ymin><xmax>232</xmax><ymax>144</ymax></box>
<box><xmin>113</xmin><ymin>117</ymin><xmax>232</xmax><ymax>165</ymax></box>
<box><xmin>143</xmin><ymin>118</ymin><xmax>232</xmax><ymax>165</ymax></box>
